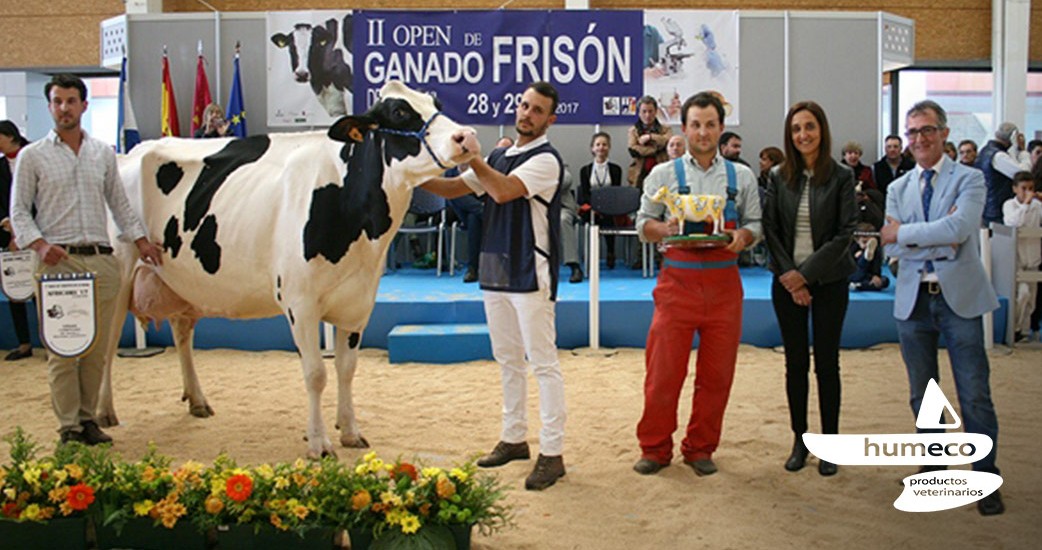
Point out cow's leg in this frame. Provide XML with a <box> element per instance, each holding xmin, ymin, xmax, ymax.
<box><xmin>288</xmin><ymin>311</ymin><xmax>336</xmax><ymax>458</ymax></box>
<box><xmin>333</xmin><ymin>328</ymin><xmax>368</xmax><ymax>448</ymax></box>
<box><xmin>170</xmin><ymin>316</ymin><xmax>213</xmax><ymax>418</ymax></box>
<box><xmin>96</xmin><ymin>248</ymin><xmax>137</xmax><ymax>427</ymax></box>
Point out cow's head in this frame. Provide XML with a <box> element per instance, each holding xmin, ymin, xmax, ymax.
<box><xmin>327</xmin><ymin>81</ymin><xmax>476</xmax><ymax>183</ymax></box>
<box><xmin>271</xmin><ymin>23</ymin><xmax>318</xmax><ymax>82</ymax></box>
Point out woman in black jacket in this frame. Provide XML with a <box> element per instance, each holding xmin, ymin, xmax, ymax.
<box><xmin>0</xmin><ymin>120</ymin><xmax>33</xmax><ymax>361</ymax></box>
<box><xmin>763</xmin><ymin>102</ymin><xmax>858</xmax><ymax>476</ymax></box>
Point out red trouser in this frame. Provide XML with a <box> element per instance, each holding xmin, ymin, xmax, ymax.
<box><xmin>636</xmin><ymin>246</ymin><xmax>743</xmax><ymax>463</ymax></box>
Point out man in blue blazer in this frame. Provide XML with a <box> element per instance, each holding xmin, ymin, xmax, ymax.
<box><xmin>880</xmin><ymin>100</ymin><xmax>1004</xmax><ymax>516</ymax></box>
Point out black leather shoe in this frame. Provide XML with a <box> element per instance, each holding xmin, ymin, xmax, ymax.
<box><xmin>4</xmin><ymin>347</ymin><xmax>32</xmax><ymax>361</ymax></box>
<box><xmin>568</xmin><ymin>264</ymin><xmax>583</xmax><ymax>283</ymax></box>
<box><xmin>684</xmin><ymin>458</ymin><xmax>717</xmax><ymax>476</ymax></box>
<box><xmin>977</xmin><ymin>490</ymin><xmax>1005</xmax><ymax>516</ymax></box>
<box><xmin>525</xmin><ymin>454</ymin><xmax>565</xmax><ymax>490</ymax></box>
<box><xmin>476</xmin><ymin>441</ymin><xmax>530</xmax><ymax>468</ymax></box>
<box><xmin>463</xmin><ymin>268</ymin><xmax>478</xmax><ymax>283</ymax></box>
<box><xmin>818</xmin><ymin>460</ymin><xmax>838</xmax><ymax>476</ymax></box>
<box><xmin>785</xmin><ymin>435</ymin><xmax>809</xmax><ymax>472</ymax></box>
<box><xmin>633</xmin><ymin>458</ymin><xmax>668</xmax><ymax>475</ymax></box>
<box><xmin>80</xmin><ymin>420</ymin><xmax>113</xmax><ymax>445</ymax></box>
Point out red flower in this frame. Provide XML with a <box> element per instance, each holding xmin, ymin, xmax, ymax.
<box><xmin>2</xmin><ymin>502</ymin><xmax>20</xmax><ymax>518</ymax></box>
<box><xmin>66</xmin><ymin>483</ymin><xmax>95</xmax><ymax>511</ymax></box>
<box><xmin>225</xmin><ymin>474</ymin><xmax>253</xmax><ymax>502</ymax></box>
<box><xmin>391</xmin><ymin>463</ymin><xmax>418</xmax><ymax>481</ymax></box>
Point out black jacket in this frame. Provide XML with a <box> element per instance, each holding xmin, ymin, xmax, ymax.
<box><xmin>763</xmin><ymin>160</ymin><xmax>858</xmax><ymax>285</ymax></box>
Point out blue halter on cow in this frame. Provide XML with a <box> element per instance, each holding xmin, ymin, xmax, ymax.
<box><xmin>99</xmin><ymin>81</ymin><xmax>477</xmax><ymax>458</ymax></box>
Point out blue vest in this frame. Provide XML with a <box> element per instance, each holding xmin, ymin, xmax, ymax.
<box><xmin>479</xmin><ymin>143</ymin><xmax>563</xmax><ymax>301</ymax></box>
<box><xmin>975</xmin><ymin>140</ymin><xmax>1014</xmax><ymax>224</ymax></box>
<box><xmin>672</xmin><ymin>157</ymin><xmax>739</xmax><ymax>234</ymax></box>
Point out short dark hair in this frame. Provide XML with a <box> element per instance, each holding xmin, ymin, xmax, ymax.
<box><xmin>719</xmin><ymin>131</ymin><xmax>741</xmax><ymax>147</ymax></box>
<box><xmin>681</xmin><ymin>92</ymin><xmax>725</xmax><ymax>126</ymax></box>
<box><xmin>44</xmin><ymin>74</ymin><xmax>88</xmax><ymax>102</ymax></box>
<box><xmin>1013</xmin><ymin>170</ymin><xmax>1034</xmax><ymax>185</ymax></box>
<box><xmin>528</xmin><ymin>81</ymin><xmax>559</xmax><ymax>115</ymax></box>
<box><xmin>590</xmin><ymin>131</ymin><xmax>611</xmax><ymax>147</ymax></box>
<box><xmin>906</xmin><ymin>100</ymin><xmax>947</xmax><ymax>128</ymax></box>
<box><xmin>759</xmin><ymin>146</ymin><xmax>784</xmax><ymax>166</ymax></box>
<box><xmin>637</xmin><ymin>95</ymin><xmax>658</xmax><ymax>110</ymax></box>
<box><xmin>884</xmin><ymin>134</ymin><xmax>903</xmax><ymax>145</ymax></box>
<box><xmin>1028</xmin><ymin>139</ymin><xmax>1042</xmax><ymax>153</ymax></box>
<box><xmin>0</xmin><ymin>120</ymin><xmax>29</xmax><ymax>147</ymax></box>
<box><xmin>958</xmin><ymin>139</ymin><xmax>978</xmax><ymax>152</ymax></box>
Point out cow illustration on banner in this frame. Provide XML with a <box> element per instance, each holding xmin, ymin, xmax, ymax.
<box><xmin>267</xmin><ymin>10</ymin><xmax>353</xmax><ymax>127</ymax></box>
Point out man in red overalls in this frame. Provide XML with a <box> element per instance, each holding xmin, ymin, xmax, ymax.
<box><xmin>633</xmin><ymin>92</ymin><xmax>762</xmax><ymax>477</ymax></box>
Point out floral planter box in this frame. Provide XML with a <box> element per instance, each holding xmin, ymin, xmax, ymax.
<box><xmin>214</xmin><ymin>524</ymin><xmax>337</xmax><ymax>549</ymax></box>
<box><xmin>94</xmin><ymin>518</ymin><xmax>207</xmax><ymax>550</ymax></box>
<box><xmin>348</xmin><ymin>524</ymin><xmax>473</xmax><ymax>550</ymax></box>
<box><xmin>0</xmin><ymin>516</ymin><xmax>88</xmax><ymax>550</ymax></box>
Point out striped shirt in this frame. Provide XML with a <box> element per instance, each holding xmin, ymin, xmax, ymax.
<box><xmin>11</xmin><ymin>129</ymin><xmax>147</xmax><ymax>249</ymax></box>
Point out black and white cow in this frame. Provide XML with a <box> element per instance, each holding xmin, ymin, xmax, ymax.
<box><xmin>99</xmin><ymin>81</ymin><xmax>476</xmax><ymax>457</ymax></box>
<box><xmin>271</xmin><ymin>16</ymin><xmax>353</xmax><ymax>118</ymax></box>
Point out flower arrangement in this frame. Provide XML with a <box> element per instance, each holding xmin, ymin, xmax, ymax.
<box><xmin>0</xmin><ymin>428</ymin><xmax>96</xmax><ymax>523</ymax></box>
<box><xmin>194</xmin><ymin>453</ymin><xmax>328</xmax><ymax>537</ymax></box>
<box><xmin>323</xmin><ymin>452</ymin><xmax>513</xmax><ymax>541</ymax></box>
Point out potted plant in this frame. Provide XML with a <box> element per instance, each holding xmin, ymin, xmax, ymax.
<box><xmin>0</xmin><ymin>428</ymin><xmax>96</xmax><ymax>550</ymax></box>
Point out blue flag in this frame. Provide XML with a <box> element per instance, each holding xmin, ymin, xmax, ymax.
<box><xmin>117</xmin><ymin>56</ymin><xmax>141</xmax><ymax>153</ymax></box>
<box><xmin>225</xmin><ymin>53</ymin><xmax>247</xmax><ymax>138</ymax></box>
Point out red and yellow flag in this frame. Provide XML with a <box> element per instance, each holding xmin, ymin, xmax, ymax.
<box><xmin>161</xmin><ymin>53</ymin><xmax>181</xmax><ymax>137</ymax></box>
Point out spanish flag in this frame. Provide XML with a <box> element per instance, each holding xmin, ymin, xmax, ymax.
<box><xmin>190</xmin><ymin>44</ymin><xmax>212</xmax><ymax>136</ymax></box>
<box><xmin>161</xmin><ymin>51</ymin><xmax>181</xmax><ymax>137</ymax></box>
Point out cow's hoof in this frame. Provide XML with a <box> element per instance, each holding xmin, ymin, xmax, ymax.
<box><xmin>189</xmin><ymin>404</ymin><xmax>214</xmax><ymax>418</ymax></box>
<box><xmin>341</xmin><ymin>434</ymin><xmax>370</xmax><ymax>448</ymax></box>
<box><xmin>95</xmin><ymin>413</ymin><xmax>119</xmax><ymax>428</ymax></box>
<box><xmin>307</xmin><ymin>439</ymin><xmax>336</xmax><ymax>460</ymax></box>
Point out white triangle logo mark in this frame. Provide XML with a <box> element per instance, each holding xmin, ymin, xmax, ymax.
<box><xmin>916</xmin><ymin>379</ymin><xmax>961</xmax><ymax>430</ymax></box>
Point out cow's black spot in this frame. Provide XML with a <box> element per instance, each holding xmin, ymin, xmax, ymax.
<box><xmin>190</xmin><ymin>214</ymin><xmax>221</xmax><ymax>274</ymax></box>
<box><xmin>303</xmin><ymin>133</ymin><xmax>393</xmax><ymax>263</ymax></box>
<box><xmin>348</xmin><ymin>332</ymin><xmax>360</xmax><ymax>349</ymax></box>
<box><xmin>156</xmin><ymin>162</ymin><xmax>183</xmax><ymax>195</ymax></box>
<box><xmin>184</xmin><ymin>136</ymin><xmax>270</xmax><ymax>232</ymax></box>
<box><xmin>288</xmin><ymin>308</ymin><xmax>295</xmax><ymax>326</ymax></box>
<box><xmin>373</xmin><ymin>98</ymin><xmax>423</xmax><ymax>164</ymax></box>
<box><xmin>277</xmin><ymin>275</ymin><xmax>282</xmax><ymax>289</ymax></box>
<box><xmin>163</xmin><ymin>216</ymin><xmax>182</xmax><ymax>258</ymax></box>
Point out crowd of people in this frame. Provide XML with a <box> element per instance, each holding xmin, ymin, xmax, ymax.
<box><xmin>3</xmin><ymin>76</ymin><xmax>1037</xmax><ymax>517</ymax></box>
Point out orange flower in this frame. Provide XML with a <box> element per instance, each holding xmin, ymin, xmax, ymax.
<box><xmin>204</xmin><ymin>495</ymin><xmax>224</xmax><ymax>515</ymax></box>
<box><xmin>435</xmin><ymin>476</ymin><xmax>456</xmax><ymax>499</ymax></box>
<box><xmin>418</xmin><ymin>502</ymin><xmax>431</xmax><ymax>516</ymax></box>
<box><xmin>351</xmin><ymin>489</ymin><xmax>372</xmax><ymax>511</ymax></box>
<box><xmin>392</xmin><ymin>463</ymin><xmax>418</xmax><ymax>481</ymax></box>
<box><xmin>66</xmin><ymin>484</ymin><xmax>95</xmax><ymax>511</ymax></box>
<box><xmin>225</xmin><ymin>474</ymin><xmax>253</xmax><ymax>502</ymax></box>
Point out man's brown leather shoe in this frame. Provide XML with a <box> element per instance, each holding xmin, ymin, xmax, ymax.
<box><xmin>525</xmin><ymin>454</ymin><xmax>565</xmax><ymax>490</ymax></box>
<box><xmin>80</xmin><ymin>420</ymin><xmax>113</xmax><ymax>445</ymax></box>
<box><xmin>476</xmin><ymin>441</ymin><xmax>530</xmax><ymax>468</ymax></box>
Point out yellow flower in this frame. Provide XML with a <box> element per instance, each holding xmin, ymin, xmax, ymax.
<box><xmin>380</xmin><ymin>491</ymin><xmax>402</xmax><ymax>507</ymax></box>
<box><xmin>133</xmin><ymin>500</ymin><xmax>155</xmax><ymax>517</ymax></box>
<box><xmin>354</xmin><ymin>464</ymin><xmax>369</xmax><ymax>475</ymax></box>
<box><xmin>0</xmin><ymin>466</ymin><xmax>7</xmax><ymax>484</ymax></box>
<box><xmin>5</xmin><ymin>487</ymin><xmax>17</xmax><ymax>500</ymax></box>
<box><xmin>293</xmin><ymin>458</ymin><xmax>307</xmax><ymax>471</ymax></box>
<box><xmin>400</xmin><ymin>514</ymin><xmax>421</xmax><ymax>534</ymax></box>
<box><xmin>22</xmin><ymin>504</ymin><xmax>42</xmax><ymax>521</ymax></box>
<box><xmin>64</xmin><ymin>463</ymin><xmax>84</xmax><ymax>480</ymax></box>
<box><xmin>254</xmin><ymin>464</ymin><xmax>275</xmax><ymax>480</ymax></box>
<box><xmin>274</xmin><ymin>476</ymin><xmax>290</xmax><ymax>490</ymax></box>
<box><xmin>22</xmin><ymin>466</ymin><xmax>41</xmax><ymax>487</ymax></box>
<box><xmin>421</xmin><ymin>467</ymin><xmax>442</xmax><ymax>478</ymax></box>
<box><xmin>204</xmin><ymin>495</ymin><xmax>224</xmax><ymax>515</ymax></box>
<box><xmin>362</xmin><ymin>451</ymin><xmax>377</xmax><ymax>462</ymax></box>
<box><xmin>450</xmin><ymin>468</ymin><xmax>469</xmax><ymax>482</ymax></box>
<box><xmin>292</xmin><ymin>505</ymin><xmax>309</xmax><ymax>520</ymax></box>
<box><xmin>52</xmin><ymin>470</ymin><xmax>68</xmax><ymax>484</ymax></box>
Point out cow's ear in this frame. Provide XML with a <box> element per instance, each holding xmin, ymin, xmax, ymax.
<box><xmin>329</xmin><ymin>115</ymin><xmax>376</xmax><ymax>143</ymax></box>
<box><xmin>271</xmin><ymin>34</ymin><xmax>290</xmax><ymax>48</ymax></box>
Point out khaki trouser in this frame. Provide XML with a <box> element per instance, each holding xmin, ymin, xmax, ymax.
<box><xmin>36</xmin><ymin>253</ymin><xmax>121</xmax><ymax>433</ymax></box>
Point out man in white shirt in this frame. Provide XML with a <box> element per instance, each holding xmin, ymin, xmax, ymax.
<box><xmin>11</xmin><ymin>74</ymin><xmax>163</xmax><ymax>445</ymax></box>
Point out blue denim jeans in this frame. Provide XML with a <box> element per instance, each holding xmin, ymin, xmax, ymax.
<box><xmin>896</xmin><ymin>287</ymin><xmax>1000</xmax><ymax>474</ymax></box>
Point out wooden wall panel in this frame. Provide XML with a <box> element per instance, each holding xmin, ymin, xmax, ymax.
<box><xmin>0</xmin><ymin>1</ymin><xmax>1038</xmax><ymax>69</ymax></box>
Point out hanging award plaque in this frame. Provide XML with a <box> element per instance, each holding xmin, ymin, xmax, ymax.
<box><xmin>0</xmin><ymin>250</ymin><xmax>37</xmax><ymax>301</ymax></box>
<box><xmin>37</xmin><ymin>273</ymin><xmax>97</xmax><ymax>358</ymax></box>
